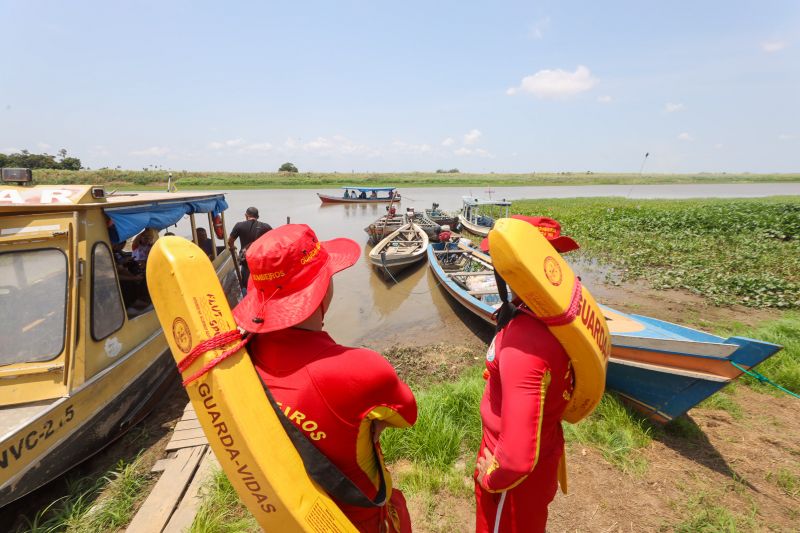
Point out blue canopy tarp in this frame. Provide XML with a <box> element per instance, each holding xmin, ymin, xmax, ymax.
<box><xmin>105</xmin><ymin>196</ymin><xmax>228</xmax><ymax>243</ymax></box>
<box><xmin>340</xmin><ymin>186</ymin><xmax>397</xmax><ymax>191</ymax></box>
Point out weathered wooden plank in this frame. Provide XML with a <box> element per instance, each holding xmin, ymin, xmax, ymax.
<box><xmin>170</xmin><ymin>427</ymin><xmax>206</xmax><ymax>441</ymax></box>
<box><xmin>166</xmin><ymin>437</ymin><xmax>209</xmax><ymax>452</ymax></box>
<box><xmin>163</xmin><ymin>448</ymin><xmax>219</xmax><ymax>533</ymax></box>
<box><xmin>126</xmin><ymin>446</ymin><xmax>205</xmax><ymax>533</ymax></box>
<box><xmin>174</xmin><ymin>419</ymin><xmax>202</xmax><ymax>432</ymax></box>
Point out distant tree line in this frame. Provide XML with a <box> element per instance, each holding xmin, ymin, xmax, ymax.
<box><xmin>436</xmin><ymin>168</ymin><xmax>460</xmax><ymax>174</ymax></box>
<box><xmin>0</xmin><ymin>149</ymin><xmax>82</xmax><ymax>170</ymax></box>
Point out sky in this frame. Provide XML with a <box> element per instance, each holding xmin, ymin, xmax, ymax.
<box><xmin>1</xmin><ymin>1</ymin><xmax>798</xmax><ymax>173</ymax></box>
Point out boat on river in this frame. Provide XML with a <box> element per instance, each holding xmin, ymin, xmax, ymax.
<box><xmin>365</xmin><ymin>208</ymin><xmax>440</xmax><ymax>245</ymax></box>
<box><xmin>457</xmin><ymin>197</ymin><xmax>511</xmax><ymax>237</ymax></box>
<box><xmin>369</xmin><ymin>222</ymin><xmax>429</xmax><ymax>278</ymax></box>
<box><xmin>0</xmin><ymin>173</ymin><xmax>241</xmax><ymax>507</ymax></box>
<box><xmin>424</xmin><ymin>203</ymin><xmax>458</xmax><ymax>228</ymax></box>
<box><xmin>427</xmin><ymin>241</ymin><xmax>783</xmax><ymax>423</ymax></box>
<box><xmin>318</xmin><ymin>186</ymin><xmax>400</xmax><ymax>204</ymax></box>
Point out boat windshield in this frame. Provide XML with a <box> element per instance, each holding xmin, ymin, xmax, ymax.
<box><xmin>0</xmin><ymin>249</ymin><xmax>67</xmax><ymax>366</ymax></box>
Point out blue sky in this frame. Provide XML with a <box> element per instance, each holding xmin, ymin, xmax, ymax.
<box><xmin>1</xmin><ymin>1</ymin><xmax>798</xmax><ymax>173</ymax></box>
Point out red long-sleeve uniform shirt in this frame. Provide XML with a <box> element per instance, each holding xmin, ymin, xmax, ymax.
<box><xmin>476</xmin><ymin>311</ymin><xmax>574</xmax><ymax>532</ymax></box>
<box><xmin>250</xmin><ymin>328</ymin><xmax>417</xmax><ymax>531</ymax></box>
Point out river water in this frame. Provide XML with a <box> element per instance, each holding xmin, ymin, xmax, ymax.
<box><xmin>176</xmin><ymin>183</ymin><xmax>798</xmax><ymax>349</ymax></box>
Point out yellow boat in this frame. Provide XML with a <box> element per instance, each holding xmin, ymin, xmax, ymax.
<box><xmin>0</xmin><ymin>171</ymin><xmax>241</xmax><ymax>507</ymax></box>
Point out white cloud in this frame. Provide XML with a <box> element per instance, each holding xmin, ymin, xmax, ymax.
<box><xmin>597</xmin><ymin>95</ymin><xmax>612</xmax><ymax>104</ymax></box>
<box><xmin>528</xmin><ymin>16</ymin><xmax>551</xmax><ymax>40</ymax></box>
<box><xmin>208</xmin><ymin>138</ymin><xmax>245</xmax><ymax>149</ymax></box>
<box><xmin>714</xmin><ymin>143</ymin><xmax>724</xmax><ymax>149</ymax></box>
<box><xmin>454</xmin><ymin>147</ymin><xmax>472</xmax><ymax>156</ymax></box>
<box><xmin>240</xmin><ymin>142</ymin><xmax>273</xmax><ymax>153</ymax></box>
<box><xmin>297</xmin><ymin>135</ymin><xmax>378</xmax><ymax>157</ymax></box>
<box><xmin>441</xmin><ymin>137</ymin><xmax>455</xmax><ymax>147</ymax></box>
<box><xmin>507</xmin><ymin>65</ymin><xmax>597</xmax><ymax>99</ymax></box>
<box><xmin>37</xmin><ymin>142</ymin><xmax>51</xmax><ymax>151</ymax></box>
<box><xmin>1</xmin><ymin>147</ymin><xmax>20</xmax><ymax>154</ymax></box>
<box><xmin>665</xmin><ymin>102</ymin><xmax>685</xmax><ymax>113</ymax></box>
<box><xmin>475</xmin><ymin>148</ymin><xmax>495</xmax><ymax>158</ymax></box>
<box><xmin>391</xmin><ymin>141</ymin><xmax>431</xmax><ymax>155</ymax></box>
<box><xmin>463</xmin><ymin>129</ymin><xmax>482</xmax><ymax>145</ymax></box>
<box><xmin>677</xmin><ymin>132</ymin><xmax>694</xmax><ymax>142</ymax></box>
<box><xmin>778</xmin><ymin>134</ymin><xmax>794</xmax><ymax>141</ymax></box>
<box><xmin>130</xmin><ymin>146</ymin><xmax>170</xmax><ymax>156</ymax></box>
<box><xmin>761</xmin><ymin>40</ymin><xmax>786</xmax><ymax>53</ymax></box>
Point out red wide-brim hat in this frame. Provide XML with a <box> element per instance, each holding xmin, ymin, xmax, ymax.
<box><xmin>233</xmin><ymin>232</ymin><xmax>360</xmax><ymax>334</ymax></box>
<box><xmin>479</xmin><ymin>215</ymin><xmax>579</xmax><ymax>254</ymax></box>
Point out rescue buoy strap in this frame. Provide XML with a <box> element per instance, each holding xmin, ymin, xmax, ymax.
<box><xmin>258</xmin><ymin>375</ymin><xmax>388</xmax><ymax>508</ymax></box>
<box><xmin>178</xmin><ymin>330</ymin><xmax>253</xmax><ymax>386</ymax></box>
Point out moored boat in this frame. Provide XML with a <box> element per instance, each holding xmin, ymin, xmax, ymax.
<box><xmin>318</xmin><ymin>186</ymin><xmax>400</xmax><ymax>204</ymax></box>
<box><xmin>457</xmin><ymin>197</ymin><xmax>511</xmax><ymax>237</ymax></box>
<box><xmin>365</xmin><ymin>208</ymin><xmax>439</xmax><ymax>244</ymax></box>
<box><xmin>369</xmin><ymin>222</ymin><xmax>429</xmax><ymax>278</ymax></box>
<box><xmin>427</xmin><ymin>240</ymin><xmax>783</xmax><ymax>423</ymax></box>
<box><xmin>0</xmin><ymin>173</ymin><xmax>241</xmax><ymax>507</ymax></box>
<box><xmin>424</xmin><ymin>203</ymin><xmax>458</xmax><ymax>228</ymax></box>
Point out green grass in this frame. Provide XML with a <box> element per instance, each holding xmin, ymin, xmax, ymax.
<box><xmin>381</xmin><ymin>366</ymin><xmax>484</xmax><ymax>470</ymax></box>
<box><xmin>190</xmin><ymin>469</ymin><xmax>258</xmax><ymax>533</ymax></box>
<box><xmin>718</xmin><ymin>312</ymin><xmax>800</xmax><ymax>397</ymax></box>
<box><xmin>21</xmin><ymin>455</ymin><xmax>152</xmax><ymax>532</ymax></box>
<box><xmin>512</xmin><ymin>196</ymin><xmax>800</xmax><ymax>309</ymax></box>
<box><xmin>766</xmin><ymin>466</ymin><xmax>800</xmax><ymax>498</ymax></box>
<box><xmin>30</xmin><ymin>168</ymin><xmax>800</xmax><ymax>189</ymax></box>
<box><xmin>698</xmin><ymin>384</ymin><xmax>744</xmax><ymax>420</ymax></box>
<box><xmin>671</xmin><ymin>492</ymin><xmax>758</xmax><ymax>533</ymax></box>
<box><xmin>563</xmin><ymin>394</ymin><xmax>653</xmax><ymax>475</ymax></box>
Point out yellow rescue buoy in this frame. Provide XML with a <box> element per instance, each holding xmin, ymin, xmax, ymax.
<box><xmin>489</xmin><ymin>218</ymin><xmax>609</xmax><ymax>423</ymax></box>
<box><xmin>147</xmin><ymin>236</ymin><xmax>357</xmax><ymax>532</ymax></box>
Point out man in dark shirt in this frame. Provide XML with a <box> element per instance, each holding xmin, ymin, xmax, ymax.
<box><xmin>195</xmin><ymin>227</ymin><xmax>214</xmax><ymax>258</ymax></box>
<box><xmin>227</xmin><ymin>206</ymin><xmax>273</xmax><ymax>292</ymax></box>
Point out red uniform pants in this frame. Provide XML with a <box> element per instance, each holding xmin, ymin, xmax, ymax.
<box><xmin>349</xmin><ymin>489</ymin><xmax>412</xmax><ymax>533</ymax></box>
<box><xmin>474</xmin><ymin>456</ymin><xmax>559</xmax><ymax>533</ymax></box>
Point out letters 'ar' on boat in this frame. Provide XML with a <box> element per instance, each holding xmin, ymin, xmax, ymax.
<box><xmin>0</xmin><ymin>182</ymin><xmax>240</xmax><ymax>508</ymax></box>
<box><xmin>369</xmin><ymin>222</ymin><xmax>429</xmax><ymax>279</ymax></box>
<box><xmin>457</xmin><ymin>196</ymin><xmax>511</xmax><ymax>237</ymax></box>
<box><xmin>427</xmin><ymin>236</ymin><xmax>783</xmax><ymax>423</ymax></box>
<box><xmin>317</xmin><ymin>186</ymin><xmax>400</xmax><ymax>204</ymax></box>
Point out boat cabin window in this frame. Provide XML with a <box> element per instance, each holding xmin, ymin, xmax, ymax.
<box><xmin>91</xmin><ymin>243</ymin><xmax>126</xmax><ymax>340</ymax></box>
<box><xmin>0</xmin><ymin>249</ymin><xmax>67</xmax><ymax>366</ymax></box>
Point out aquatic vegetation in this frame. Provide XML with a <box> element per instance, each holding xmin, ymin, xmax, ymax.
<box><xmin>513</xmin><ymin>197</ymin><xmax>800</xmax><ymax>309</ymax></box>
<box><xmin>31</xmin><ymin>168</ymin><xmax>800</xmax><ymax>189</ymax></box>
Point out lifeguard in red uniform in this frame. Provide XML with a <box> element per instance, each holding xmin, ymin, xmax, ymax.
<box><xmin>233</xmin><ymin>224</ymin><xmax>417</xmax><ymax>533</ymax></box>
<box><xmin>475</xmin><ymin>216</ymin><xmax>580</xmax><ymax>533</ymax></box>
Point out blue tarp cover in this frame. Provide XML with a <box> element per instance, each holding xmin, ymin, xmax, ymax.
<box><xmin>340</xmin><ymin>186</ymin><xmax>396</xmax><ymax>191</ymax></box>
<box><xmin>105</xmin><ymin>196</ymin><xmax>228</xmax><ymax>243</ymax></box>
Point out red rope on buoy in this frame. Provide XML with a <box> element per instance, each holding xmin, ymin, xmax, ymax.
<box><xmin>177</xmin><ymin>330</ymin><xmax>252</xmax><ymax>386</ymax></box>
<box><xmin>519</xmin><ymin>278</ymin><xmax>583</xmax><ymax>327</ymax></box>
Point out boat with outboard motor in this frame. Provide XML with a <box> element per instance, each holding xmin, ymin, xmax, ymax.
<box><xmin>427</xmin><ymin>239</ymin><xmax>783</xmax><ymax>423</ymax></box>
<box><xmin>0</xmin><ymin>171</ymin><xmax>241</xmax><ymax>507</ymax></box>
<box><xmin>365</xmin><ymin>207</ymin><xmax>440</xmax><ymax>245</ymax></box>
<box><xmin>424</xmin><ymin>203</ymin><xmax>458</xmax><ymax>228</ymax></box>
<box><xmin>318</xmin><ymin>186</ymin><xmax>400</xmax><ymax>204</ymax></box>
<box><xmin>457</xmin><ymin>196</ymin><xmax>511</xmax><ymax>237</ymax></box>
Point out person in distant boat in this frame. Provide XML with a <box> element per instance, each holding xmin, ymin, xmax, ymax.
<box><xmin>228</xmin><ymin>206</ymin><xmax>273</xmax><ymax>293</ymax></box>
<box><xmin>359</xmin><ymin>190</ymin><xmax>368</xmax><ymax>199</ymax></box>
<box><xmin>474</xmin><ymin>216</ymin><xmax>580</xmax><ymax>533</ymax></box>
<box><xmin>233</xmin><ymin>224</ymin><xmax>417</xmax><ymax>533</ymax></box>
<box><xmin>344</xmin><ymin>190</ymin><xmax>351</xmax><ymax>199</ymax></box>
<box><xmin>195</xmin><ymin>227</ymin><xmax>214</xmax><ymax>258</ymax></box>
<box><xmin>370</xmin><ymin>190</ymin><xmax>378</xmax><ymax>199</ymax></box>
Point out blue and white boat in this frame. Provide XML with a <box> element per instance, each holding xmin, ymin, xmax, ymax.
<box><xmin>427</xmin><ymin>241</ymin><xmax>783</xmax><ymax>423</ymax></box>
